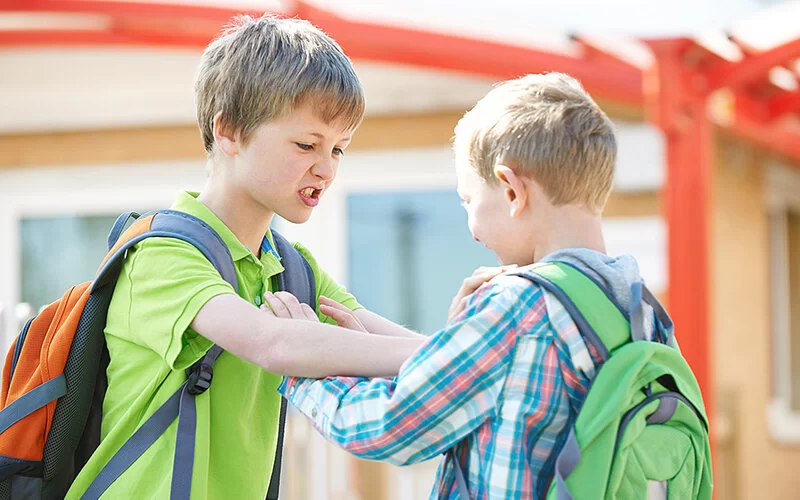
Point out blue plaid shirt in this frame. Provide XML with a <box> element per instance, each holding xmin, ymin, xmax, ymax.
<box><xmin>280</xmin><ymin>270</ymin><xmax>602</xmax><ymax>498</ymax></box>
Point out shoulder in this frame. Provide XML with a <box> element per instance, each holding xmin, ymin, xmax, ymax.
<box><xmin>130</xmin><ymin>235</ymin><xmax>220</xmax><ymax>263</ymax></box>
<box><xmin>457</xmin><ymin>271</ymin><xmax>548</xmax><ymax>329</ymax></box>
<box><xmin>475</xmin><ymin>270</ymin><xmax>547</xmax><ymax>308</ymax></box>
<box><xmin>120</xmin><ymin>235</ymin><xmax>234</xmax><ymax>291</ymax></box>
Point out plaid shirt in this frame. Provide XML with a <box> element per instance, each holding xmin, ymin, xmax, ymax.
<box><xmin>279</xmin><ymin>270</ymin><xmax>602</xmax><ymax>499</ymax></box>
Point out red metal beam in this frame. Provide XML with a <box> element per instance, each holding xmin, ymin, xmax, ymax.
<box><xmin>0</xmin><ymin>0</ymin><xmax>269</xmax><ymax>22</ymax></box>
<box><xmin>765</xmin><ymin>90</ymin><xmax>800</xmax><ymax>120</ymax></box>
<box><xmin>0</xmin><ymin>1</ymin><xmax>645</xmax><ymax>106</ymax></box>
<box><xmin>572</xmin><ymin>35</ymin><xmax>648</xmax><ymax>69</ymax></box>
<box><xmin>727</xmin><ymin>111</ymin><xmax>800</xmax><ymax>163</ymax></box>
<box><xmin>705</xmin><ymin>37</ymin><xmax>800</xmax><ymax>91</ymax></box>
<box><xmin>296</xmin><ymin>2</ymin><xmax>644</xmax><ymax>106</ymax></box>
<box><xmin>646</xmin><ymin>38</ymin><xmax>714</xmax><ymax>439</ymax></box>
<box><xmin>0</xmin><ymin>27</ymin><xmax>212</xmax><ymax>48</ymax></box>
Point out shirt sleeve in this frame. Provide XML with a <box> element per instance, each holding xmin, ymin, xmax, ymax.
<box><xmin>277</xmin><ymin>275</ymin><xmax>539</xmax><ymax>466</ymax></box>
<box><xmin>110</xmin><ymin>237</ymin><xmax>236</xmax><ymax>371</ymax></box>
<box><xmin>291</xmin><ymin>241</ymin><xmax>362</xmax><ymax>322</ymax></box>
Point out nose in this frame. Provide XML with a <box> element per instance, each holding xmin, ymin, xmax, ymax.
<box><xmin>311</xmin><ymin>156</ymin><xmax>336</xmax><ymax>182</ymax></box>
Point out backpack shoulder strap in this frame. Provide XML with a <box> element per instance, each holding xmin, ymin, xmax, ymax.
<box><xmin>270</xmin><ymin>230</ymin><xmax>316</xmax><ymax>309</ymax></box>
<box><xmin>94</xmin><ymin>209</ymin><xmax>238</xmax><ymax>294</ymax></box>
<box><xmin>452</xmin><ymin>262</ymin><xmax>631</xmax><ymax>500</ymax></box>
<box><xmin>84</xmin><ymin>210</ymin><xmax>237</xmax><ymax>500</ymax></box>
<box><xmin>516</xmin><ymin>261</ymin><xmax>630</xmax><ymax>363</ymax></box>
<box><xmin>265</xmin><ymin>229</ymin><xmax>316</xmax><ymax>500</ymax></box>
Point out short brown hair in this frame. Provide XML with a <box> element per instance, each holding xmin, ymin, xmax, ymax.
<box><xmin>195</xmin><ymin>15</ymin><xmax>365</xmax><ymax>154</ymax></box>
<box><xmin>454</xmin><ymin>73</ymin><xmax>617</xmax><ymax>213</ymax></box>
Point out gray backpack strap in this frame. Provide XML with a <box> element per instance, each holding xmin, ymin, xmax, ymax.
<box><xmin>270</xmin><ymin>230</ymin><xmax>316</xmax><ymax>309</ymax></box>
<box><xmin>266</xmin><ymin>230</ymin><xmax>316</xmax><ymax>500</ymax></box>
<box><xmin>449</xmin><ymin>447</ymin><xmax>471</xmax><ymax>500</ymax></box>
<box><xmin>85</xmin><ymin>210</ymin><xmax>236</xmax><ymax>500</ymax></box>
<box><xmin>95</xmin><ymin>210</ymin><xmax>238</xmax><ymax>295</ymax></box>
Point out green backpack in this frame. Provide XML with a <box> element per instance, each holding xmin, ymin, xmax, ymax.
<box><xmin>451</xmin><ymin>262</ymin><xmax>713</xmax><ymax>499</ymax></box>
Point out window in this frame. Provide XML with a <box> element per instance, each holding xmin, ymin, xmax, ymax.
<box><xmin>21</xmin><ymin>214</ymin><xmax>119</xmax><ymax>311</ymax></box>
<box><xmin>347</xmin><ymin>190</ymin><xmax>495</xmax><ymax>335</ymax></box>
<box><xmin>768</xmin><ymin>163</ymin><xmax>800</xmax><ymax>442</ymax></box>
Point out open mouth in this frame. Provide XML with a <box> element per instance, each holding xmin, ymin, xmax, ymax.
<box><xmin>298</xmin><ymin>187</ymin><xmax>322</xmax><ymax>207</ymax></box>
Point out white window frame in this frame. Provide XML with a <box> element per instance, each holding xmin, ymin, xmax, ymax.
<box><xmin>0</xmin><ymin>160</ymin><xmax>209</xmax><ymax>350</ymax></box>
<box><xmin>767</xmin><ymin>161</ymin><xmax>800</xmax><ymax>444</ymax></box>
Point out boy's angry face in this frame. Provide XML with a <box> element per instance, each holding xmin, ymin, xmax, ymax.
<box><xmin>232</xmin><ymin>104</ymin><xmax>354</xmax><ymax>224</ymax></box>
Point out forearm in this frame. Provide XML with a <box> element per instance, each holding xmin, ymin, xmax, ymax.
<box><xmin>192</xmin><ymin>294</ymin><xmax>422</xmax><ymax>377</ymax></box>
<box><xmin>264</xmin><ymin>317</ymin><xmax>420</xmax><ymax>377</ymax></box>
<box><xmin>355</xmin><ymin>309</ymin><xmax>426</xmax><ymax>339</ymax></box>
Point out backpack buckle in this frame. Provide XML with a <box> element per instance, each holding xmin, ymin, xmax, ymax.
<box><xmin>186</xmin><ymin>362</ymin><xmax>213</xmax><ymax>395</ymax></box>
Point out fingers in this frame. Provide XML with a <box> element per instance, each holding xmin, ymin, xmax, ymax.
<box><xmin>472</xmin><ymin>264</ymin><xmax>517</xmax><ymax>277</ymax></box>
<box><xmin>300</xmin><ymin>303</ymin><xmax>319</xmax><ymax>322</ymax></box>
<box><xmin>461</xmin><ymin>265</ymin><xmax>518</xmax><ymax>294</ymax></box>
<box><xmin>263</xmin><ymin>291</ymin><xmax>290</xmax><ymax>317</ymax></box>
<box><xmin>472</xmin><ymin>266</ymin><xmax>493</xmax><ymax>276</ymax></box>
<box><xmin>319</xmin><ymin>296</ymin><xmax>368</xmax><ymax>332</ymax></box>
<box><xmin>319</xmin><ymin>296</ymin><xmax>351</xmax><ymax>313</ymax></box>
<box><xmin>459</xmin><ymin>270</ymin><xmax>500</xmax><ymax>297</ymax></box>
<box><xmin>319</xmin><ymin>303</ymin><xmax>349</xmax><ymax>325</ymax></box>
<box><xmin>263</xmin><ymin>291</ymin><xmax>305</xmax><ymax>319</ymax></box>
<box><xmin>448</xmin><ymin>265</ymin><xmax>518</xmax><ymax>323</ymax></box>
<box><xmin>448</xmin><ymin>295</ymin><xmax>471</xmax><ymax>323</ymax></box>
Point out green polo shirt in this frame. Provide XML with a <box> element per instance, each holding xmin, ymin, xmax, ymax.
<box><xmin>67</xmin><ymin>191</ymin><xmax>360</xmax><ymax>499</ymax></box>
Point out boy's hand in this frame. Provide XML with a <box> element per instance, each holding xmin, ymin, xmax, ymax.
<box><xmin>261</xmin><ymin>291</ymin><xmax>319</xmax><ymax>321</ymax></box>
<box><xmin>448</xmin><ymin>265</ymin><xmax>517</xmax><ymax>323</ymax></box>
<box><xmin>319</xmin><ymin>296</ymin><xmax>368</xmax><ymax>333</ymax></box>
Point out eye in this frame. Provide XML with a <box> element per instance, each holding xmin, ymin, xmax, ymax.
<box><xmin>296</xmin><ymin>143</ymin><xmax>314</xmax><ymax>151</ymax></box>
<box><xmin>332</xmin><ymin>147</ymin><xmax>345</xmax><ymax>157</ymax></box>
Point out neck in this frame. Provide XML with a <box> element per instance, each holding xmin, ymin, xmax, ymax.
<box><xmin>197</xmin><ymin>176</ymin><xmax>273</xmax><ymax>256</ymax></box>
<box><xmin>532</xmin><ymin>205</ymin><xmax>606</xmax><ymax>263</ymax></box>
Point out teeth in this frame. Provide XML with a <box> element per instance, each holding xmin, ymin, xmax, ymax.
<box><xmin>301</xmin><ymin>188</ymin><xmax>314</xmax><ymax>197</ymax></box>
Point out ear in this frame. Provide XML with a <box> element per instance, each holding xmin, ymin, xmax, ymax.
<box><xmin>212</xmin><ymin>112</ymin><xmax>240</xmax><ymax>157</ymax></box>
<box><xmin>494</xmin><ymin>164</ymin><xmax>528</xmax><ymax>218</ymax></box>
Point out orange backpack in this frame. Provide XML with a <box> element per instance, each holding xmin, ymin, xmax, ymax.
<box><xmin>0</xmin><ymin>210</ymin><xmax>315</xmax><ymax>500</ymax></box>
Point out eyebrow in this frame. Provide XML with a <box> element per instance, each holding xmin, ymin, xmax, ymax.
<box><xmin>309</xmin><ymin>132</ymin><xmax>352</xmax><ymax>143</ymax></box>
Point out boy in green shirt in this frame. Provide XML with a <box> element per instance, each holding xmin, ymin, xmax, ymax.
<box><xmin>67</xmin><ymin>14</ymin><xmax>423</xmax><ymax>500</ymax></box>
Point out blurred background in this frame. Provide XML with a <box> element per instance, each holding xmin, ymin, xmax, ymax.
<box><xmin>1</xmin><ymin>0</ymin><xmax>800</xmax><ymax>498</ymax></box>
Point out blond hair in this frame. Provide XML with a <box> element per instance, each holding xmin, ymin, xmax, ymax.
<box><xmin>454</xmin><ymin>73</ymin><xmax>616</xmax><ymax>213</ymax></box>
<box><xmin>195</xmin><ymin>15</ymin><xmax>365</xmax><ymax>154</ymax></box>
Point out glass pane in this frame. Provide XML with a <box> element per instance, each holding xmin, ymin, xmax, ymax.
<box><xmin>347</xmin><ymin>190</ymin><xmax>496</xmax><ymax>335</ymax></box>
<box><xmin>20</xmin><ymin>214</ymin><xmax>120</xmax><ymax>310</ymax></box>
<box><xmin>787</xmin><ymin>210</ymin><xmax>800</xmax><ymax>411</ymax></box>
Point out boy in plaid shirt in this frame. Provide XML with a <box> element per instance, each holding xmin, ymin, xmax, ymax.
<box><xmin>273</xmin><ymin>73</ymin><xmax>664</xmax><ymax>499</ymax></box>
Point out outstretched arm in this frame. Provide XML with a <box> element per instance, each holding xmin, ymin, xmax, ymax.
<box><xmin>353</xmin><ymin>308</ymin><xmax>425</xmax><ymax>339</ymax></box>
<box><xmin>332</xmin><ymin>264</ymin><xmax>513</xmax><ymax>340</ymax></box>
<box><xmin>191</xmin><ymin>293</ymin><xmax>422</xmax><ymax>378</ymax></box>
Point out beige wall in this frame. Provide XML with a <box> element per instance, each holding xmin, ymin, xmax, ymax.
<box><xmin>712</xmin><ymin>135</ymin><xmax>800</xmax><ymax>500</ymax></box>
<box><xmin>0</xmin><ymin>111</ymin><xmax>464</xmax><ymax>169</ymax></box>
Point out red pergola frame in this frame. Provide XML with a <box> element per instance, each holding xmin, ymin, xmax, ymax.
<box><xmin>3</xmin><ymin>0</ymin><xmax>800</xmax><ymax>458</ymax></box>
